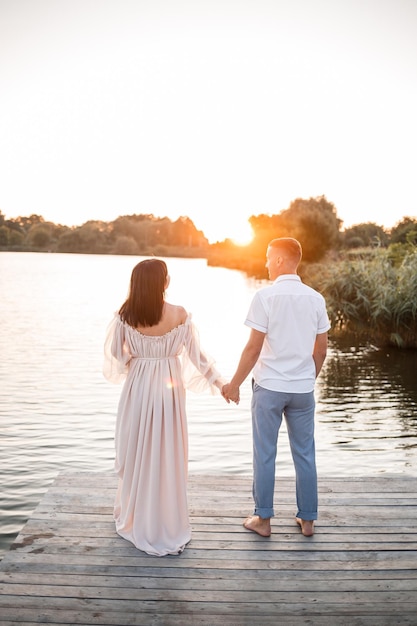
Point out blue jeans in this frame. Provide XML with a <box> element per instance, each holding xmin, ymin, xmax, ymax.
<box><xmin>251</xmin><ymin>382</ymin><xmax>317</xmax><ymax>521</ymax></box>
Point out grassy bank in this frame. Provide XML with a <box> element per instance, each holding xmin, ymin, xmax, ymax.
<box><xmin>304</xmin><ymin>248</ymin><xmax>417</xmax><ymax>349</ymax></box>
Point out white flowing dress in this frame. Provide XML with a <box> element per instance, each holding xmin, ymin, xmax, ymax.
<box><xmin>103</xmin><ymin>314</ymin><xmax>222</xmax><ymax>556</ymax></box>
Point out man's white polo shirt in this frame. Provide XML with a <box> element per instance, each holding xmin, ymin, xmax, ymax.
<box><xmin>245</xmin><ymin>274</ymin><xmax>331</xmax><ymax>393</ymax></box>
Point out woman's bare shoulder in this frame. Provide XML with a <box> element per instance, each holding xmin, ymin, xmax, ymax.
<box><xmin>165</xmin><ymin>303</ymin><xmax>188</xmax><ymax>324</ymax></box>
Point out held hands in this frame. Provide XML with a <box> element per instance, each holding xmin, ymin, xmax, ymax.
<box><xmin>221</xmin><ymin>383</ymin><xmax>240</xmax><ymax>405</ymax></box>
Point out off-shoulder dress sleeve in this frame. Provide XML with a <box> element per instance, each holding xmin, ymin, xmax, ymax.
<box><xmin>181</xmin><ymin>317</ymin><xmax>225</xmax><ymax>395</ymax></box>
<box><xmin>103</xmin><ymin>314</ymin><xmax>132</xmax><ymax>384</ymax></box>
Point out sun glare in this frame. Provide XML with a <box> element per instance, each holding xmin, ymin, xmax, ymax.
<box><xmin>231</xmin><ymin>223</ymin><xmax>254</xmax><ymax>246</ymax></box>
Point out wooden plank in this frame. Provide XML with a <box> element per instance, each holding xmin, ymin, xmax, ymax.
<box><xmin>3</xmin><ymin>558</ymin><xmax>417</xmax><ymax>579</ymax></box>
<box><xmin>3</xmin><ymin>551</ymin><xmax>417</xmax><ymax>571</ymax></box>
<box><xmin>13</xmin><ymin>523</ymin><xmax>417</xmax><ymax>544</ymax></box>
<box><xmin>2</xmin><ymin>572</ymin><xmax>417</xmax><ymax>592</ymax></box>
<box><xmin>2</xmin><ymin>581</ymin><xmax>417</xmax><ymax>603</ymax></box>
<box><xmin>1</xmin><ymin>594</ymin><xmax>417</xmax><ymax>617</ymax></box>
<box><xmin>6</xmin><ymin>530</ymin><xmax>417</xmax><ymax>558</ymax></box>
<box><xmin>1</xmin><ymin>611</ymin><xmax>416</xmax><ymax>626</ymax></box>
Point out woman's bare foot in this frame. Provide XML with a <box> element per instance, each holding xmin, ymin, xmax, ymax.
<box><xmin>296</xmin><ymin>517</ymin><xmax>314</xmax><ymax>537</ymax></box>
<box><xmin>243</xmin><ymin>515</ymin><xmax>271</xmax><ymax>537</ymax></box>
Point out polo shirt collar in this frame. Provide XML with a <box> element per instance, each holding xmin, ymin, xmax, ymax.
<box><xmin>274</xmin><ymin>274</ymin><xmax>301</xmax><ymax>284</ymax></box>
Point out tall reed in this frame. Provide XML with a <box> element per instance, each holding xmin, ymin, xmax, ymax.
<box><xmin>306</xmin><ymin>248</ymin><xmax>417</xmax><ymax>348</ymax></box>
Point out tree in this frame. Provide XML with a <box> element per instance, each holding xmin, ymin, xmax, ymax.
<box><xmin>10</xmin><ymin>214</ymin><xmax>45</xmax><ymax>231</ymax></box>
<box><xmin>8</xmin><ymin>229</ymin><xmax>24</xmax><ymax>247</ymax></box>
<box><xmin>0</xmin><ymin>225</ymin><xmax>9</xmax><ymax>245</ymax></box>
<box><xmin>248</xmin><ymin>213</ymin><xmax>284</xmax><ymax>258</ymax></box>
<box><xmin>57</xmin><ymin>221</ymin><xmax>110</xmax><ymax>253</ymax></box>
<box><xmin>278</xmin><ymin>196</ymin><xmax>342</xmax><ymax>262</ymax></box>
<box><xmin>171</xmin><ymin>216</ymin><xmax>207</xmax><ymax>247</ymax></box>
<box><xmin>111</xmin><ymin>215</ymin><xmax>166</xmax><ymax>250</ymax></box>
<box><xmin>248</xmin><ymin>196</ymin><xmax>342</xmax><ymax>265</ymax></box>
<box><xmin>112</xmin><ymin>235</ymin><xmax>139</xmax><ymax>255</ymax></box>
<box><xmin>27</xmin><ymin>224</ymin><xmax>52</xmax><ymax>248</ymax></box>
<box><xmin>342</xmin><ymin>222</ymin><xmax>388</xmax><ymax>248</ymax></box>
<box><xmin>390</xmin><ymin>217</ymin><xmax>417</xmax><ymax>245</ymax></box>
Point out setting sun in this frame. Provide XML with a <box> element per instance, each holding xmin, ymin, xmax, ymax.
<box><xmin>231</xmin><ymin>222</ymin><xmax>254</xmax><ymax>246</ymax></box>
<box><xmin>198</xmin><ymin>213</ymin><xmax>255</xmax><ymax>245</ymax></box>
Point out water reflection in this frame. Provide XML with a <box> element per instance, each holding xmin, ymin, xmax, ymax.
<box><xmin>322</xmin><ymin>337</ymin><xmax>417</xmax><ymax>415</ymax></box>
<box><xmin>316</xmin><ymin>337</ymin><xmax>417</xmax><ymax>472</ymax></box>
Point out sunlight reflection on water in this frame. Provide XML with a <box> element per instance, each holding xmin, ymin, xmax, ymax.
<box><xmin>0</xmin><ymin>252</ymin><xmax>416</xmax><ymax>557</ymax></box>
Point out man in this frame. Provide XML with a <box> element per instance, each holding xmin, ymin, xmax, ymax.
<box><xmin>222</xmin><ymin>237</ymin><xmax>330</xmax><ymax>538</ymax></box>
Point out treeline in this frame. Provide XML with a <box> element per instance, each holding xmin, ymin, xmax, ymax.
<box><xmin>1</xmin><ymin>196</ymin><xmax>417</xmax><ymax>348</ymax></box>
<box><xmin>0</xmin><ymin>212</ymin><xmax>208</xmax><ymax>258</ymax></box>
<box><xmin>2</xmin><ymin>196</ymin><xmax>415</xmax><ymax>267</ymax></box>
<box><xmin>207</xmin><ymin>196</ymin><xmax>417</xmax><ymax>276</ymax></box>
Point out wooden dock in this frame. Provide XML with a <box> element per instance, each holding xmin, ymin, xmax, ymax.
<box><xmin>0</xmin><ymin>472</ymin><xmax>417</xmax><ymax>625</ymax></box>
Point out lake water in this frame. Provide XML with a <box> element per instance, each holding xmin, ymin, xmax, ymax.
<box><xmin>1</xmin><ymin>252</ymin><xmax>417</xmax><ymax>559</ymax></box>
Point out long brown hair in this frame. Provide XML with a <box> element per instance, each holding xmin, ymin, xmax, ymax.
<box><xmin>119</xmin><ymin>259</ymin><xmax>168</xmax><ymax>327</ymax></box>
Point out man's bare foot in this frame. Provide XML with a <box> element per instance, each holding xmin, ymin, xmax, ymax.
<box><xmin>243</xmin><ymin>515</ymin><xmax>271</xmax><ymax>537</ymax></box>
<box><xmin>296</xmin><ymin>517</ymin><xmax>314</xmax><ymax>537</ymax></box>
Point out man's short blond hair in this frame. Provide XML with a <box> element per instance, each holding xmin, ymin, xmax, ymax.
<box><xmin>268</xmin><ymin>237</ymin><xmax>302</xmax><ymax>265</ymax></box>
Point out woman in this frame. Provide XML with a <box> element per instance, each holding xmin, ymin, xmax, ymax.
<box><xmin>104</xmin><ymin>259</ymin><xmax>225</xmax><ymax>556</ymax></box>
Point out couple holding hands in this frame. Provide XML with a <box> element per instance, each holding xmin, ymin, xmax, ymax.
<box><xmin>104</xmin><ymin>237</ymin><xmax>330</xmax><ymax>556</ymax></box>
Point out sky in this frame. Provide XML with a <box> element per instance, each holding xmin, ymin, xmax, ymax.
<box><xmin>1</xmin><ymin>0</ymin><xmax>416</xmax><ymax>244</ymax></box>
